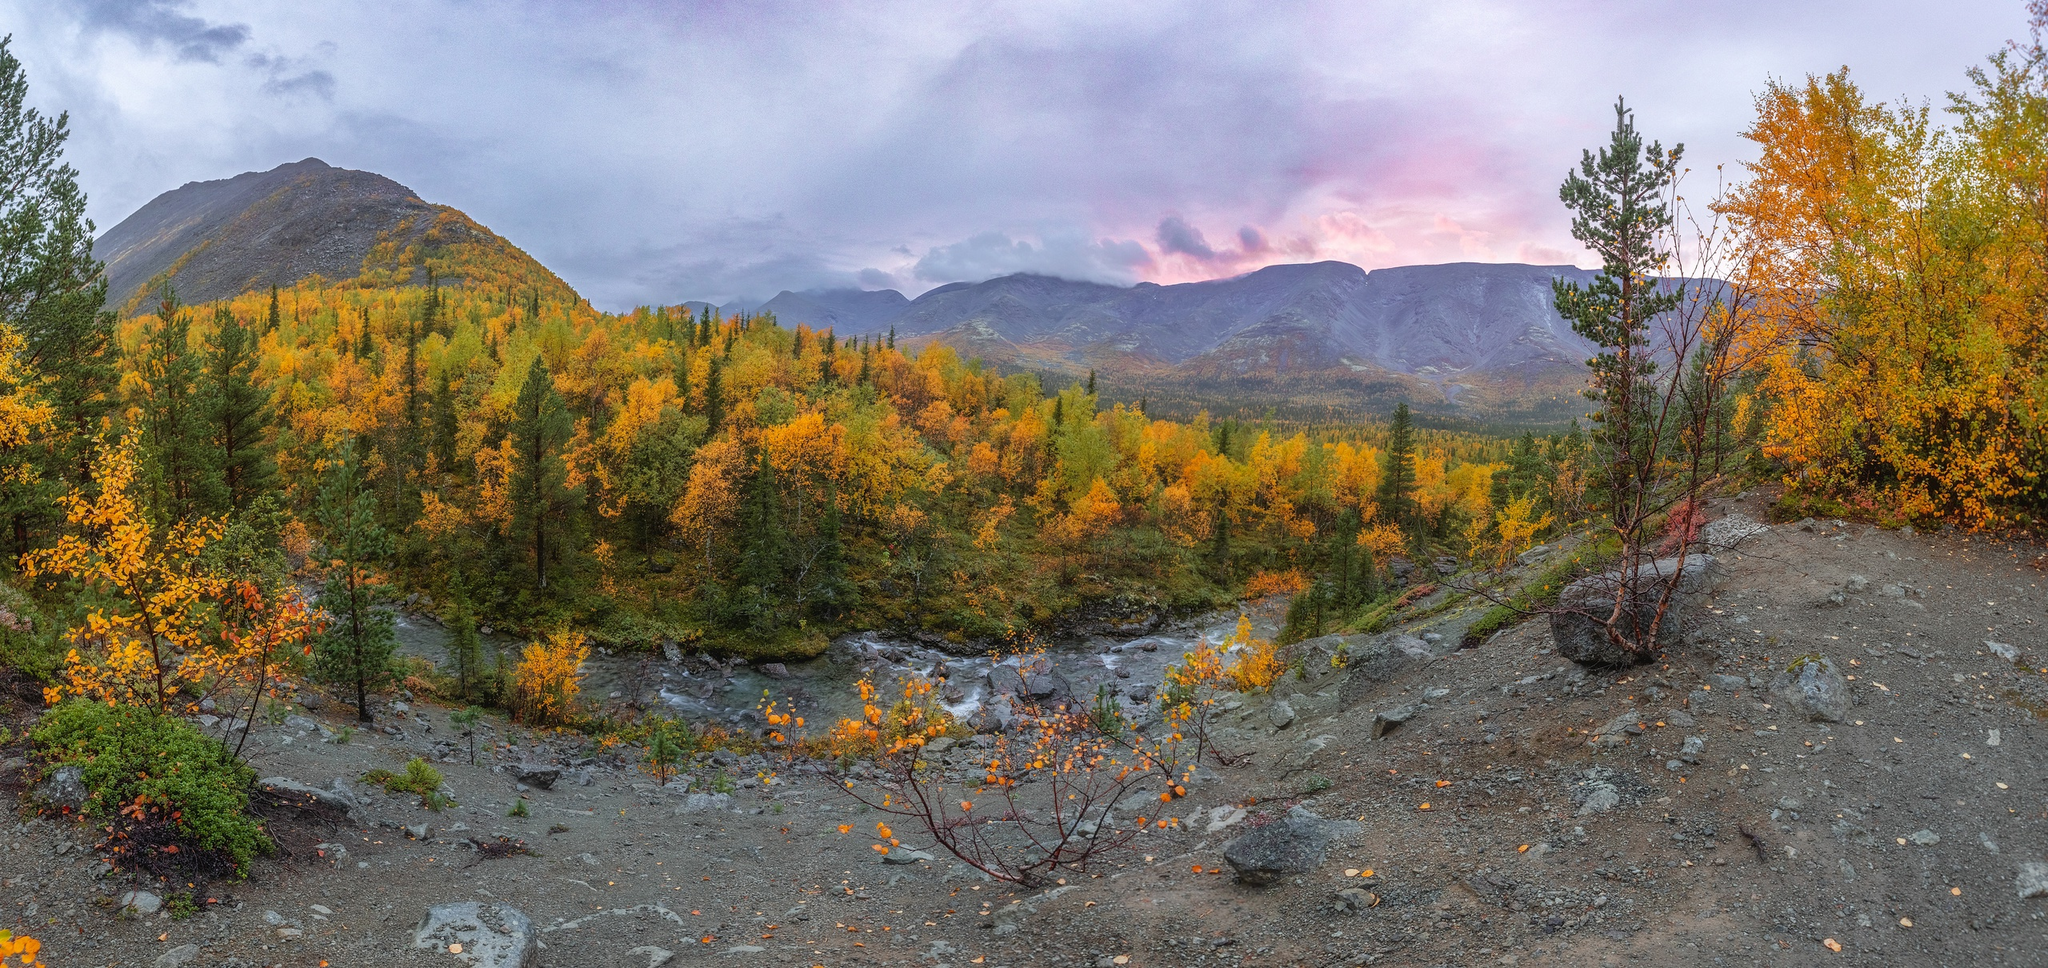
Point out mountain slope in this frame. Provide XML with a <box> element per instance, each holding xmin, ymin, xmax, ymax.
<box><xmin>755</xmin><ymin>262</ymin><xmax>1613</xmax><ymax>422</ymax></box>
<box><xmin>97</xmin><ymin>158</ymin><xmax>573</xmax><ymax>313</ymax></box>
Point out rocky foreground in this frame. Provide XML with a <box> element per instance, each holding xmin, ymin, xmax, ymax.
<box><xmin>5</xmin><ymin>492</ymin><xmax>2047</xmax><ymax>967</ymax></box>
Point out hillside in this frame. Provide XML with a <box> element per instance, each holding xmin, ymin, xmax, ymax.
<box><xmin>96</xmin><ymin>158</ymin><xmax>576</xmax><ymax>313</ymax></box>
<box><xmin>748</xmin><ymin>262</ymin><xmax>1613</xmax><ymax>423</ymax></box>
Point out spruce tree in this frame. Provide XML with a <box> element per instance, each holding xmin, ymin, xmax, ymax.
<box><xmin>265</xmin><ymin>285</ymin><xmax>280</xmax><ymax>334</ymax></box>
<box><xmin>507</xmin><ymin>356</ymin><xmax>579</xmax><ymax>591</ymax></box>
<box><xmin>429</xmin><ymin>368</ymin><xmax>459</xmax><ymax>475</ymax></box>
<box><xmin>0</xmin><ymin>38</ymin><xmax>119</xmax><ymax>549</ymax></box>
<box><xmin>1377</xmin><ymin>402</ymin><xmax>1417</xmax><ymax>534</ymax></box>
<box><xmin>137</xmin><ymin>285</ymin><xmax>221</xmax><ymax>521</ymax></box>
<box><xmin>703</xmin><ymin>357</ymin><xmax>724</xmax><ymax>435</ymax></box>
<box><xmin>201</xmin><ymin>306</ymin><xmax>275</xmax><ymax>512</ymax></box>
<box><xmin>313</xmin><ymin>439</ymin><xmax>398</xmax><ymax>723</ymax></box>
<box><xmin>1085</xmin><ymin>368</ymin><xmax>1096</xmax><ymax>396</ymax></box>
<box><xmin>735</xmin><ymin>453</ymin><xmax>786</xmax><ymax>630</ymax></box>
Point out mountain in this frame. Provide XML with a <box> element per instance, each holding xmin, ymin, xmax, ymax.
<box><xmin>97</xmin><ymin>158</ymin><xmax>572</xmax><ymax>314</ymax></box>
<box><xmin>751</xmin><ymin>262</ymin><xmax>1614</xmax><ymax>423</ymax></box>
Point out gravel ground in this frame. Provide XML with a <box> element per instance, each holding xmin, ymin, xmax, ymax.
<box><xmin>4</xmin><ymin>491</ymin><xmax>2046</xmax><ymax>967</ymax></box>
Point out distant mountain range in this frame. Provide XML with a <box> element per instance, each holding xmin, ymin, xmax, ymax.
<box><xmin>751</xmin><ymin>262</ymin><xmax>1608</xmax><ymax>422</ymax></box>
<box><xmin>96</xmin><ymin>159</ymin><xmax>1611</xmax><ymax>423</ymax></box>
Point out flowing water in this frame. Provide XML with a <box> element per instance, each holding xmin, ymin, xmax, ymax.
<box><xmin>390</xmin><ymin>610</ymin><xmax>1283</xmax><ymax>729</ymax></box>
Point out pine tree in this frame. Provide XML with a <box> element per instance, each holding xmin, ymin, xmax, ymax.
<box><xmin>201</xmin><ymin>306</ymin><xmax>274</xmax><ymax>512</ymax></box>
<box><xmin>429</xmin><ymin>367</ymin><xmax>459</xmax><ymax>475</ymax></box>
<box><xmin>355</xmin><ymin>306</ymin><xmax>372</xmax><ymax>359</ymax></box>
<box><xmin>1377</xmin><ymin>402</ymin><xmax>1417</xmax><ymax>533</ymax></box>
<box><xmin>136</xmin><ymin>285</ymin><xmax>222</xmax><ymax>521</ymax></box>
<box><xmin>886</xmin><ymin>325</ymin><xmax>896</xmax><ymax>350</ymax></box>
<box><xmin>0</xmin><ymin>38</ymin><xmax>119</xmax><ymax>547</ymax></box>
<box><xmin>703</xmin><ymin>357</ymin><xmax>724</xmax><ymax>435</ymax></box>
<box><xmin>1085</xmin><ymin>369</ymin><xmax>1096</xmax><ymax>396</ymax></box>
<box><xmin>735</xmin><ymin>452</ymin><xmax>787</xmax><ymax>630</ymax></box>
<box><xmin>265</xmin><ymin>285</ymin><xmax>280</xmax><ymax>335</ymax></box>
<box><xmin>507</xmin><ymin>356</ymin><xmax>579</xmax><ymax>591</ymax></box>
<box><xmin>313</xmin><ymin>439</ymin><xmax>398</xmax><ymax>723</ymax></box>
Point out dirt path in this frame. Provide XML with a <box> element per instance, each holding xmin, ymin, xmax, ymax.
<box><xmin>6</xmin><ymin>492</ymin><xmax>2047</xmax><ymax>967</ymax></box>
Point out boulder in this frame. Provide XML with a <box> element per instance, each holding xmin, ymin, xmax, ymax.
<box><xmin>669</xmin><ymin>792</ymin><xmax>732</xmax><ymax>814</ymax></box>
<box><xmin>1267</xmin><ymin>699</ymin><xmax>1296</xmax><ymax>730</ymax></box>
<box><xmin>514</xmin><ymin>764</ymin><xmax>561</xmax><ymax>790</ymax></box>
<box><xmin>118</xmin><ymin>890</ymin><xmax>163</xmax><ymax>917</ymax></box>
<box><xmin>31</xmin><ymin>765</ymin><xmax>87</xmax><ymax>813</ymax></box>
<box><xmin>2017</xmin><ymin>862</ymin><xmax>2048</xmax><ymax>899</ymax></box>
<box><xmin>1221</xmin><ymin>806</ymin><xmax>1359</xmax><ymax>885</ymax></box>
<box><xmin>969</xmin><ymin>695</ymin><xmax>1017</xmax><ymax>733</ymax></box>
<box><xmin>985</xmin><ymin>666</ymin><xmax>1026</xmax><ymax>697</ymax></box>
<box><xmin>413</xmin><ymin>902</ymin><xmax>538</xmax><ymax>968</ymax></box>
<box><xmin>1770</xmin><ymin>654</ymin><xmax>1850</xmax><ymax>722</ymax></box>
<box><xmin>153</xmin><ymin>943</ymin><xmax>201</xmax><ymax>968</ymax></box>
<box><xmin>1552</xmin><ymin>556</ymin><xmax>1720</xmax><ymax>666</ymax></box>
<box><xmin>257</xmin><ymin>777</ymin><xmax>357</xmax><ymax>819</ymax></box>
<box><xmin>1370</xmin><ymin>704</ymin><xmax>1416</xmax><ymax>740</ymax></box>
<box><xmin>758</xmin><ymin>662</ymin><xmax>791</xmax><ymax>679</ymax></box>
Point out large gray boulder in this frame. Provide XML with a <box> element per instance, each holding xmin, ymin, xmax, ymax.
<box><xmin>1770</xmin><ymin>654</ymin><xmax>1850</xmax><ymax>722</ymax></box>
<box><xmin>1551</xmin><ymin>556</ymin><xmax>1719</xmax><ymax>666</ymax></box>
<box><xmin>257</xmin><ymin>777</ymin><xmax>357</xmax><ymax>819</ymax></box>
<box><xmin>31</xmin><ymin>765</ymin><xmax>87</xmax><ymax>813</ymax></box>
<box><xmin>413</xmin><ymin>902</ymin><xmax>538</xmax><ymax>968</ymax></box>
<box><xmin>1221</xmin><ymin>806</ymin><xmax>1360</xmax><ymax>885</ymax></box>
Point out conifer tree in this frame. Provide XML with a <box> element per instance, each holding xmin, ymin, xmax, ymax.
<box><xmin>507</xmin><ymin>356</ymin><xmax>579</xmax><ymax>591</ymax></box>
<box><xmin>1377</xmin><ymin>402</ymin><xmax>1417</xmax><ymax>534</ymax></box>
<box><xmin>265</xmin><ymin>284</ymin><xmax>280</xmax><ymax>334</ymax></box>
<box><xmin>703</xmin><ymin>357</ymin><xmax>724</xmax><ymax>435</ymax></box>
<box><xmin>136</xmin><ymin>285</ymin><xmax>221</xmax><ymax>521</ymax></box>
<box><xmin>201</xmin><ymin>306</ymin><xmax>275</xmax><ymax>512</ymax></box>
<box><xmin>735</xmin><ymin>453</ymin><xmax>786</xmax><ymax>629</ymax></box>
<box><xmin>429</xmin><ymin>368</ymin><xmax>459</xmax><ymax>475</ymax></box>
<box><xmin>313</xmin><ymin>439</ymin><xmax>397</xmax><ymax>723</ymax></box>
<box><xmin>0</xmin><ymin>38</ymin><xmax>116</xmax><ymax>548</ymax></box>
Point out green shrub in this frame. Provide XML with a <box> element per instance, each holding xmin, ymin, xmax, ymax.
<box><xmin>363</xmin><ymin>757</ymin><xmax>451</xmax><ymax>810</ymax></box>
<box><xmin>30</xmin><ymin>702</ymin><xmax>270</xmax><ymax>874</ymax></box>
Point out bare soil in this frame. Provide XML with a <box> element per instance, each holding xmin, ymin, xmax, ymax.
<box><xmin>6</xmin><ymin>491</ymin><xmax>2048</xmax><ymax>967</ymax></box>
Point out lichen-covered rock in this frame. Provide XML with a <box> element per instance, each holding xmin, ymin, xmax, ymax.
<box><xmin>1771</xmin><ymin>654</ymin><xmax>1850</xmax><ymax>722</ymax></box>
<box><xmin>1552</xmin><ymin>556</ymin><xmax>1720</xmax><ymax>666</ymax></box>
<box><xmin>413</xmin><ymin>901</ymin><xmax>538</xmax><ymax>968</ymax></box>
<box><xmin>1221</xmin><ymin>806</ymin><xmax>1359</xmax><ymax>886</ymax></box>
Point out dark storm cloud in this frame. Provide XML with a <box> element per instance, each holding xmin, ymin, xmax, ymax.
<box><xmin>74</xmin><ymin>0</ymin><xmax>249</xmax><ymax>63</ymax></box>
<box><xmin>4</xmin><ymin>0</ymin><xmax>2031</xmax><ymax>309</ymax></box>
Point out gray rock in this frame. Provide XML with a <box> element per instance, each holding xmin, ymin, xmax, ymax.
<box><xmin>153</xmin><ymin>943</ymin><xmax>201</xmax><ymax>968</ymax></box>
<box><xmin>1770</xmin><ymin>654</ymin><xmax>1850</xmax><ymax>722</ymax></box>
<box><xmin>257</xmin><ymin>777</ymin><xmax>357</xmax><ymax>818</ymax></box>
<box><xmin>1516</xmin><ymin>544</ymin><xmax>1553</xmax><ymax>565</ymax></box>
<box><xmin>119</xmin><ymin>890</ymin><xmax>163</xmax><ymax>916</ymax></box>
<box><xmin>406</xmin><ymin>823</ymin><xmax>432</xmax><ymax>841</ymax></box>
<box><xmin>1679</xmin><ymin>735</ymin><xmax>1706</xmax><ymax>763</ymax></box>
<box><xmin>625</xmin><ymin>946</ymin><xmax>676</xmax><ymax>968</ymax></box>
<box><xmin>1333</xmin><ymin>887</ymin><xmax>1380</xmax><ymax>913</ymax></box>
<box><xmin>284</xmin><ymin>715</ymin><xmax>319</xmax><ymax>732</ymax></box>
<box><xmin>1907</xmin><ymin>829</ymin><xmax>1940</xmax><ymax>846</ymax></box>
<box><xmin>880</xmin><ymin>849</ymin><xmax>935</xmax><ymax>865</ymax></box>
<box><xmin>1268</xmin><ymin>699</ymin><xmax>1296</xmax><ymax>730</ymax></box>
<box><xmin>1552</xmin><ymin>556</ymin><xmax>1720</xmax><ymax>666</ymax></box>
<box><xmin>1843</xmin><ymin>574</ymin><xmax>1871</xmax><ymax>594</ymax></box>
<box><xmin>1987</xmin><ymin>640</ymin><xmax>2019</xmax><ymax>663</ymax></box>
<box><xmin>969</xmin><ymin>695</ymin><xmax>1017</xmax><ymax>733</ymax></box>
<box><xmin>2017</xmin><ymin>862</ymin><xmax>2048</xmax><ymax>899</ymax></box>
<box><xmin>413</xmin><ymin>901</ymin><xmax>538</xmax><ymax>968</ymax></box>
<box><xmin>1371</xmin><ymin>705</ymin><xmax>1416</xmax><ymax>740</ymax></box>
<box><xmin>1388</xmin><ymin>634</ymin><xmax>1435</xmax><ymax>659</ymax></box>
<box><xmin>514</xmin><ymin>764</ymin><xmax>561</xmax><ymax>790</ymax></box>
<box><xmin>31</xmin><ymin>765</ymin><xmax>86</xmax><ymax>813</ymax></box>
<box><xmin>1586</xmin><ymin>710</ymin><xmax>1644</xmax><ymax>747</ymax></box>
<box><xmin>1221</xmin><ymin>806</ymin><xmax>1360</xmax><ymax>885</ymax></box>
<box><xmin>986</xmin><ymin>666</ymin><xmax>1025</xmax><ymax>697</ymax></box>
<box><xmin>758</xmin><ymin>662</ymin><xmax>790</xmax><ymax>679</ymax></box>
<box><xmin>1571</xmin><ymin>768</ymin><xmax>1626</xmax><ymax>816</ymax></box>
<box><xmin>670</xmin><ymin>792</ymin><xmax>732</xmax><ymax>814</ymax></box>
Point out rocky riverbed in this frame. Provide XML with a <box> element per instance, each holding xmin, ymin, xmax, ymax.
<box><xmin>5</xmin><ymin>489</ymin><xmax>2048</xmax><ymax>967</ymax></box>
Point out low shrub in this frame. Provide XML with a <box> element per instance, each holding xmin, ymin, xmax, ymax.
<box><xmin>363</xmin><ymin>757</ymin><xmax>451</xmax><ymax>810</ymax></box>
<box><xmin>30</xmin><ymin>701</ymin><xmax>270</xmax><ymax>876</ymax></box>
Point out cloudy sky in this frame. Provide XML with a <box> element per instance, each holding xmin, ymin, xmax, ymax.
<box><xmin>3</xmin><ymin>0</ymin><xmax>2030</xmax><ymax>310</ymax></box>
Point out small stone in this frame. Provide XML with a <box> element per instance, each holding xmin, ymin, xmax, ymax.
<box><xmin>2018</xmin><ymin>862</ymin><xmax>2048</xmax><ymax>899</ymax></box>
<box><xmin>669</xmin><ymin>792</ymin><xmax>733</xmax><ymax>815</ymax></box>
<box><xmin>1771</xmin><ymin>654</ymin><xmax>1850</xmax><ymax>722</ymax></box>
<box><xmin>759</xmin><ymin>662</ymin><xmax>790</xmax><ymax>679</ymax></box>
<box><xmin>880</xmin><ymin>849</ymin><xmax>935</xmax><ymax>865</ymax></box>
<box><xmin>406</xmin><ymin>823</ymin><xmax>432</xmax><ymax>841</ymax></box>
<box><xmin>1221</xmin><ymin>806</ymin><xmax>1360</xmax><ymax>885</ymax></box>
<box><xmin>1907</xmin><ymin>829</ymin><xmax>1940</xmax><ymax>846</ymax></box>
<box><xmin>1333</xmin><ymin>888</ymin><xmax>1379</xmax><ymax>913</ymax></box>
<box><xmin>1371</xmin><ymin>705</ymin><xmax>1415</xmax><ymax>740</ymax></box>
<box><xmin>310</xmin><ymin>904</ymin><xmax>334</xmax><ymax>916</ymax></box>
<box><xmin>153</xmin><ymin>944</ymin><xmax>201</xmax><ymax>968</ymax></box>
<box><xmin>514</xmin><ymin>764</ymin><xmax>561</xmax><ymax>790</ymax></box>
<box><xmin>275</xmin><ymin>927</ymin><xmax>304</xmax><ymax>940</ymax></box>
<box><xmin>1987</xmin><ymin>641</ymin><xmax>2019</xmax><ymax>663</ymax></box>
<box><xmin>118</xmin><ymin>890</ymin><xmax>163</xmax><ymax>917</ymax></box>
<box><xmin>1680</xmin><ymin>735</ymin><xmax>1707</xmax><ymax>763</ymax></box>
<box><xmin>626</xmin><ymin>946</ymin><xmax>676</xmax><ymax>968</ymax></box>
<box><xmin>1268</xmin><ymin>700</ymin><xmax>1297</xmax><ymax>730</ymax></box>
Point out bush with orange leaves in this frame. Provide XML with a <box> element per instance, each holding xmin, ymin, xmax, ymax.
<box><xmin>511</xmin><ymin>630</ymin><xmax>588</xmax><ymax>728</ymax></box>
<box><xmin>834</xmin><ymin>667</ymin><xmax>1207</xmax><ymax>887</ymax></box>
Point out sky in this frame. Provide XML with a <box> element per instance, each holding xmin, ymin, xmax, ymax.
<box><xmin>3</xmin><ymin>0</ymin><xmax>2033</xmax><ymax>311</ymax></box>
